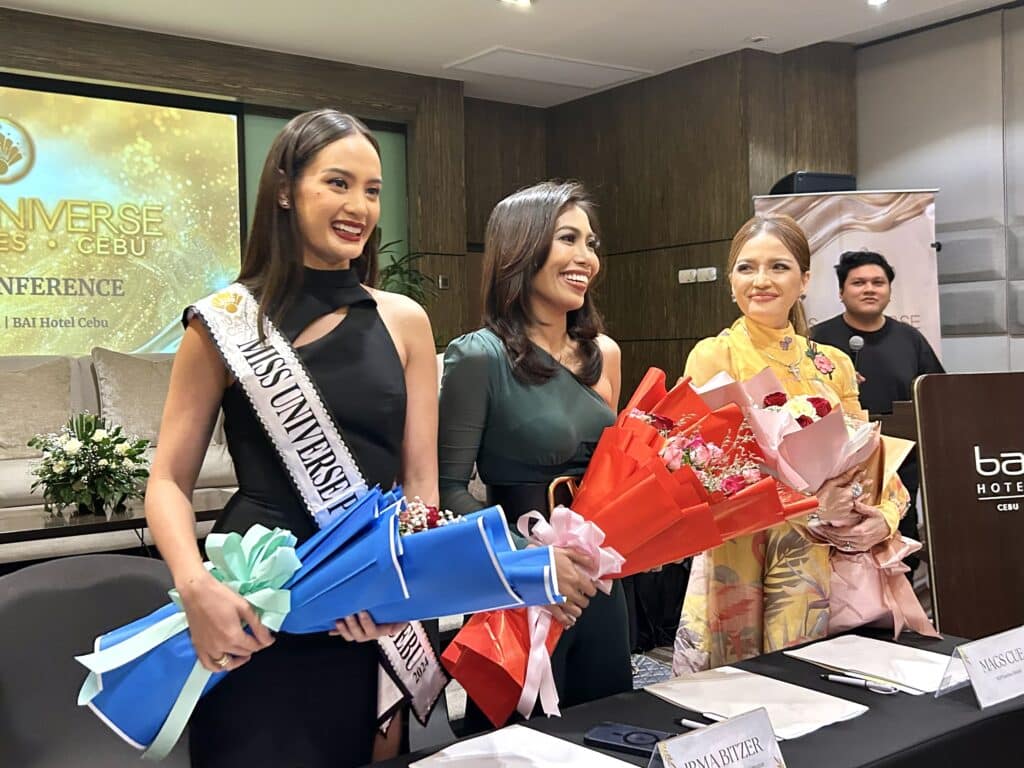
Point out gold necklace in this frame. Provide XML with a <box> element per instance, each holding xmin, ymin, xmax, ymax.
<box><xmin>759</xmin><ymin>346</ymin><xmax>806</xmax><ymax>380</ymax></box>
<box><xmin>740</xmin><ymin>323</ymin><xmax>806</xmax><ymax>380</ymax></box>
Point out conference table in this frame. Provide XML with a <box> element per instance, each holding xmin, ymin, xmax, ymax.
<box><xmin>378</xmin><ymin>632</ymin><xmax>1023</xmax><ymax>767</ymax></box>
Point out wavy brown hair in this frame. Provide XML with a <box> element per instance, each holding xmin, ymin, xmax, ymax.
<box><xmin>727</xmin><ymin>213</ymin><xmax>811</xmax><ymax>335</ymax></box>
<box><xmin>238</xmin><ymin>109</ymin><xmax>381</xmax><ymax>335</ymax></box>
<box><xmin>482</xmin><ymin>181</ymin><xmax>605</xmax><ymax>386</ymax></box>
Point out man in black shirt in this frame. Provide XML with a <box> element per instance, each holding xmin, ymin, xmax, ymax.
<box><xmin>810</xmin><ymin>251</ymin><xmax>944</xmax><ymax>574</ymax></box>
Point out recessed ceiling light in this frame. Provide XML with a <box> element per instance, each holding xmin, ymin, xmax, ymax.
<box><xmin>499</xmin><ymin>0</ymin><xmax>532</xmax><ymax>7</ymax></box>
<box><xmin>868</xmin><ymin>0</ymin><xmax>888</xmax><ymax>7</ymax></box>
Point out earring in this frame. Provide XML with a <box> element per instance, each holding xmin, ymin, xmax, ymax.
<box><xmin>800</xmin><ymin>293</ymin><xmax>806</xmax><ymax>300</ymax></box>
<box><xmin>730</xmin><ymin>294</ymin><xmax>737</xmax><ymax>303</ymax></box>
<box><xmin>279</xmin><ymin>198</ymin><xmax>290</xmax><ymax>209</ymax></box>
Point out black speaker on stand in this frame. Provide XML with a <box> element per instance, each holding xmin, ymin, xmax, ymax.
<box><xmin>770</xmin><ymin>171</ymin><xmax>856</xmax><ymax>195</ymax></box>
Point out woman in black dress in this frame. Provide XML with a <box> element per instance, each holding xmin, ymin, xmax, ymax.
<box><xmin>439</xmin><ymin>181</ymin><xmax>632</xmax><ymax>730</ymax></box>
<box><xmin>145</xmin><ymin>110</ymin><xmax>439</xmax><ymax>767</ymax></box>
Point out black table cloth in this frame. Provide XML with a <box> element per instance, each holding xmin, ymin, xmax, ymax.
<box><xmin>374</xmin><ymin>632</ymin><xmax>1023</xmax><ymax>767</ymax></box>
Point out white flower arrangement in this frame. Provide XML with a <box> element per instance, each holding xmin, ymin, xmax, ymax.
<box><xmin>28</xmin><ymin>413</ymin><xmax>151</xmax><ymax>515</ymax></box>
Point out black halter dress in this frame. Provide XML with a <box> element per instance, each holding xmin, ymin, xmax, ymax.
<box><xmin>189</xmin><ymin>267</ymin><xmax>405</xmax><ymax>768</ymax></box>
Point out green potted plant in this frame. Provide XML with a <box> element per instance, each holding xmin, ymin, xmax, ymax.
<box><xmin>377</xmin><ymin>239</ymin><xmax>437</xmax><ymax>306</ymax></box>
<box><xmin>28</xmin><ymin>413</ymin><xmax>152</xmax><ymax>517</ymax></box>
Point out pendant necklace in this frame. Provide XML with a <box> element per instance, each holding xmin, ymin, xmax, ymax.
<box><xmin>760</xmin><ymin>347</ymin><xmax>805</xmax><ymax>380</ymax></box>
<box><xmin>742</xmin><ymin>324</ymin><xmax>804</xmax><ymax>380</ymax></box>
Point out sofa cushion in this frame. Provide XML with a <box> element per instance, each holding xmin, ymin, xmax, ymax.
<box><xmin>0</xmin><ymin>359</ymin><xmax>72</xmax><ymax>459</ymax></box>
<box><xmin>195</xmin><ymin>443</ymin><xmax>237</xmax><ymax>489</ymax></box>
<box><xmin>91</xmin><ymin>348</ymin><xmax>174</xmax><ymax>445</ymax></box>
<box><xmin>0</xmin><ymin>457</ymin><xmax>42</xmax><ymax>507</ymax></box>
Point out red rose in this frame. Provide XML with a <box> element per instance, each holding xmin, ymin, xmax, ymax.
<box><xmin>426</xmin><ymin>506</ymin><xmax>440</xmax><ymax>528</ymax></box>
<box><xmin>807</xmin><ymin>397</ymin><xmax>832</xmax><ymax>418</ymax></box>
<box><xmin>650</xmin><ymin>413</ymin><xmax>676</xmax><ymax>433</ymax></box>
<box><xmin>796</xmin><ymin>415</ymin><xmax>814</xmax><ymax>428</ymax></box>
<box><xmin>763</xmin><ymin>392</ymin><xmax>788</xmax><ymax>408</ymax></box>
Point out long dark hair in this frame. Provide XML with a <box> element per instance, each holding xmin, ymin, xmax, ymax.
<box><xmin>482</xmin><ymin>181</ymin><xmax>605</xmax><ymax>386</ymax></box>
<box><xmin>728</xmin><ymin>214</ymin><xmax>811</xmax><ymax>335</ymax></box>
<box><xmin>238</xmin><ymin>109</ymin><xmax>381</xmax><ymax>334</ymax></box>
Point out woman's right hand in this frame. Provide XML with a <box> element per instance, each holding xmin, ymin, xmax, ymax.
<box><xmin>548</xmin><ymin>547</ymin><xmax>598</xmax><ymax>630</ymax></box>
<box><xmin>176</xmin><ymin>569</ymin><xmax>275</xmax><ymax>672</ymax></box>
<box><xmin>814</xmin><ymin>468</ymin><xmax>863</xmax><ymax>524</ymax></box>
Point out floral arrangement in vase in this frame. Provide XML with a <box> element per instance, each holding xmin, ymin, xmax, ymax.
<box><xmin>28</xmin><ymin>413</ymin><xmax>151</xmax><ymax>516</ymax></box>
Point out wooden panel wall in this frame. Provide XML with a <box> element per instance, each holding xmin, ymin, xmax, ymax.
<box><xmin>548</xmin><ymin>53</ymin><xmax>749</xmax><ymax>253</ymax></box>
<box><xmin>427</xmin><ymin>98</ymin><xmax>550</xmax><ymax>350</ymax></box>
<box><xmin>419</xmin><ymin>254</ymin><xmax>471</xmax><ymax>348</ymax></box>
<box><xmin>745</xmin><ymin>45</ymin><xmax>857</xmax><ymax>200</ymax></box>
<box><xmin>549</xmin><ymin>46</ymin><xmax>857</xmax><ymax>394</ymax></box>
<box><xmin>464</xmin><ymin>98</ymin><xmax>547</xmax><ymax>245</ymax></box>
<box><xmin>0</xmin><ymin>7</ymin><xmax>465</xmax><ymax>256</ymax></box>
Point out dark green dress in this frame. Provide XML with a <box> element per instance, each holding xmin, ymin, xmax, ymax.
<box><xmin>439</xmin><ymin>329</ymin><xmax>631</xmax><ymax>727</ymax></box>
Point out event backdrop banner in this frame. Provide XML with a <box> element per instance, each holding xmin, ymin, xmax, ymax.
<box><xmin>753</xmin><ymin>191</ymin><xmax>940</xmax><ymax>357</ymax></box>
<box><xmin>0</xmin><ymin>81</ymin><xmax>241</xmax><ymax>354</ymax></box>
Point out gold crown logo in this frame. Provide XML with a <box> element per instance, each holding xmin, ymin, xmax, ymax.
<box><xmin>0</xmin><ymin>118</ymin><xmax>35</xmax><ymax>184</ymax></box>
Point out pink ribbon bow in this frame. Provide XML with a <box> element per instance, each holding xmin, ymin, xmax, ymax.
<box><xmin>514</xmin><ymin>506</ymin><xmax>625</xmax><ymax>719</ymax></box>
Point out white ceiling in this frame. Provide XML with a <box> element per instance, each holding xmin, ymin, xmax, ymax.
<box><xmin>2</xmin><ymin>0</ymin><xmax>1009</xmax><ymax>107</ymax></box>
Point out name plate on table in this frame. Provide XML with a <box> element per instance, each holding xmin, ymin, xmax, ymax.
<box><xmin>938</xmin><ymin>624</ymin><xmax>1024</xmax><ymax>708</ymax></box>
<box><xmin>651</xmin><ymin>709</ymin><xmax>785</xmax><ymax>768</ymax></box>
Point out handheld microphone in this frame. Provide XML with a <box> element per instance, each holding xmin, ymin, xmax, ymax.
<box><xmin>849</xmin><ymin>335</ymin><xmax>864</xmax><ymax>369</ymax></box>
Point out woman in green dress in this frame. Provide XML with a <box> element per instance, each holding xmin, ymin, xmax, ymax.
<box><xmin>439</xmin><ymin>181</ymin><xmax>632</xmax><ymax>730</ymax></box>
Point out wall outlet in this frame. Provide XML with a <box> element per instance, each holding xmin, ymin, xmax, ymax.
<box><xmin>678</xmin><ymin>268</ymin><xmax>697</xmax><ymax>284</ymax></box>
<box><xmin>697</xmin><ymin>267</ymin><xmax>717</xmax><ymax>282</ymax></box>
<box><xmin>436</xmin><ymin>275</ymin><xmax>450</xmax><ymax>290</ymax></box>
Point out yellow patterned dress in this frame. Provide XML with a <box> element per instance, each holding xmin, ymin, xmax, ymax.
<box><xmin>672</xmin><ymin>317</ymin><xmax>909</xmax><ymax>674</ymax></box>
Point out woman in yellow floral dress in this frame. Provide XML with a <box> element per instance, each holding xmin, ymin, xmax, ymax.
<box><xmin>672</xmin><ymin>214</ymin><xmax>911</xmax><ymax>674</ymax></box>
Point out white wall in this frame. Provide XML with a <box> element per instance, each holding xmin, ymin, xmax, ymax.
<box><xmin>857</xmin><ymin>9</ymin><xmax>1024</xmax><ymax>372</ymax></box>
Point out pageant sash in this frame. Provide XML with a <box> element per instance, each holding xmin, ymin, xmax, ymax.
<box><xmin>188</xmin><ymin>284</ymin><xmax>446</xmax><ymax>728</ymax></box>
<box><xmin>188</xmin><ymin>285</ymin><xmax>367</xmax><ymax>524</ymax></box>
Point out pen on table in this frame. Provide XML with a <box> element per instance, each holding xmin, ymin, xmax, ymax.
<box><xmin>820</xmin><ymin>674</ymin><xmax>899</xmax><ymax>694</ymax></box>
<box><xmin>674</xmin><ymin>718</ymin><xmax>708</xmax><ymax>730</ymax></box>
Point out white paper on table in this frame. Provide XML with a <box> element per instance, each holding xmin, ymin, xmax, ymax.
<box><xmin>784</xmin><ymin>635</ymin><xmax>969</xmax><ymax>694</ymax></box>
<box><xmin>410</xmin><ymin>724</ymin><xmax>634</xmax><ymax>767</ymax></box>
<box><xmin>644</xmin><ymin>666</ymin><xmax>867</xmax><ymax>740</ymax></box>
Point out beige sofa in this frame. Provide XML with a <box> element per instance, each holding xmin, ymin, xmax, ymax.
<box><xmin>0</xmin><ymin>350</ymin><xmax>236</xmax><ymax>562</ymax></box>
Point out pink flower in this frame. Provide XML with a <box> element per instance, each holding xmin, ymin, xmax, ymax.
<box><xmin>707</xmin><ymin>443</ymin><xmax>724</xmax><ymax>461</ymax></box>
<box><xmin>742</xmin><ymin>467</ymin><xmax>762</xmax><ymax>485</ymax></box>
<box><xmin>721</xmin><ymin>474</ymin><xmax>746</xmax><ymax>495</ymax></box>
<box><xmin>813</xmin><ymin>354</ymin><xmax>835</xmax><ymax>376</ymax></box>
<box><xmin>661</xmin><ymin>441</ymin><xmax>685</xmax><ymax>472</ymax></box>
<box><xmin>690</xmin><ymin>443</ymin><xmax>712</xmax><ymax>466</ymax></box>
<box><xmin>682</xmin><ymin>434</ymin><xmax>705</xmax><ymax>449</ymax></box>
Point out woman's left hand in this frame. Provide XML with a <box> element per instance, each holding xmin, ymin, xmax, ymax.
<box><xmin>820</xmin><ymin>501</ymin><xmax>891</xmax><ymax>552</ymax></box>
<box><xmin>331</xmin><ymin>611</ymin><xmax>407</xmax><ymax>642</ymax></box>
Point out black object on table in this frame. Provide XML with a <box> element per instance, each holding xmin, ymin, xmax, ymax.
<box><xmin>373</xmin><ymin>632</ymin><xmax>1024</xmax><ymax>767</ymax></box>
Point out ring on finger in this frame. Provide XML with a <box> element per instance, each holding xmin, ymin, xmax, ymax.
<box><xmin>214</xmin><ymin>653</ymin><xmax>231</xmax><ymax>668</ymax></box>
<box><xmin>840</xmin><ymin>540</ymin><xmax>856</xmax><ymax>551</ymax></box>
<box><xmin>850</xmin><ymin>482</ymin><xmax>864</xmax><ymax>499</ymax></box>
